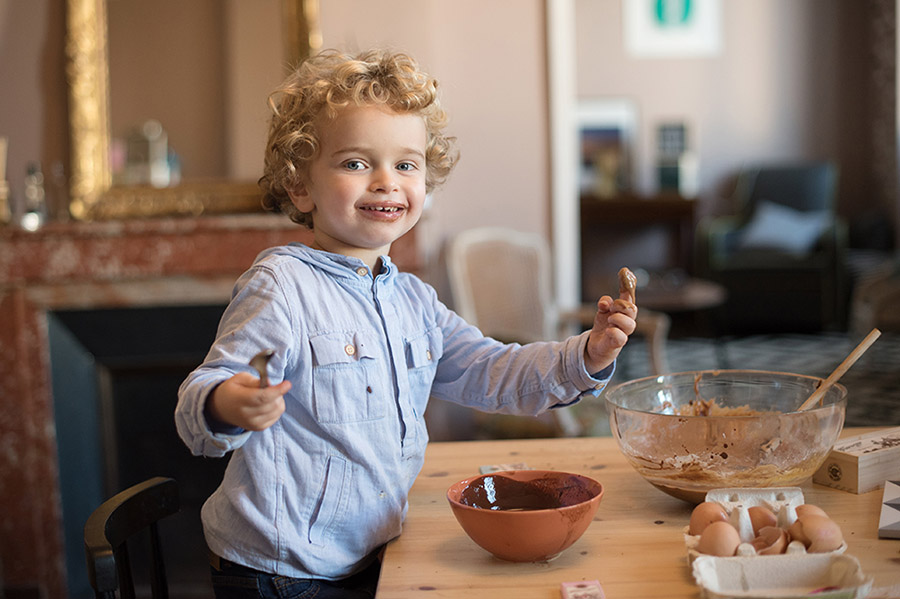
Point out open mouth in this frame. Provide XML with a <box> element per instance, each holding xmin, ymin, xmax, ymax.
<box><xmin>361</xmin><ymin>205</ymin><xmax>403</xmax><ymax>213</ymax></box>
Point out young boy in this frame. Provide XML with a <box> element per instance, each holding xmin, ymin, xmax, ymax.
<box><xmin>175</xmin><ymin>49</ymin><xmax>637</xmax><ymax>599</ymax></box>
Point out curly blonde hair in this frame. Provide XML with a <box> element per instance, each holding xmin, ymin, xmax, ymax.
<box><xmin>259</xmin><ymin>49</ymin><xmax>459</xmax><ymax>228</ymax></box>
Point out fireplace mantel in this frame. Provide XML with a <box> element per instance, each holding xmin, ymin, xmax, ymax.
<box><xmin>0</xmin><ymin>214</ymin><xmax>419</xmax><ymax>598</ymax></box>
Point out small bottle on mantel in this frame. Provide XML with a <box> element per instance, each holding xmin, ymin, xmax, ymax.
<box><xmin>21</xmin><ymin>162</ymin><xmax>46</xmax><ymax>231</ymax></box>
<box><xmin>0</xmin><ymin>136</ymin><xmax>10</xmax><ymax>225</ymax></box>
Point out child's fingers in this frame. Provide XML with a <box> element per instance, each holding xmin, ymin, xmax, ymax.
<box><xmin>606</xmin><ymin>311</ymin><xmax>637</xmax><ymax>336</ymax></box>
<box><xmin>244</xmin><ymin>387</ymin><xmax>287</xmax><ymax>430</ymax></box>
<box><xmin>231</xmin><ymin>372</ymin><xmax>260</xmax><ymax>387</ymax></box>
<box><xmin>612</xmin><ymin>298</ymin><xmax>637</xmax><ymax>317</ymax></box>
<box><xmin>603</xmin><ymin>325</ymin><xmax>629</xmax><ymax>348</ymax></box>
<box><xmin>255</xmin><ymin>380</ymin><xmax>291</xmax><ymax>408</ymax></box>
<box><xmin>268</xmin><ymin>380</ymin><xmax>292</xmax><ymax>395</ymax></box>
<box><xmin>595</xmin><ymin>295</ymin><xmax>614</xmax><ymax>314</ymax></box>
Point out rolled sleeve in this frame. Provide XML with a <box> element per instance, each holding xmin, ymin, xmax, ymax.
<box><xmin>175</xmin><ymin>260</ymin><xmax>293</xmax><ymax>458</ymax></box>
<box><xmin>552</xmin><ymin>330</ymin><xmax>616</xmax><ymax>406</ymax></box>
<box><xmin>175</xmin><ymin>374</ymin><xmax>252</xmax><ymax>457</ymax></box>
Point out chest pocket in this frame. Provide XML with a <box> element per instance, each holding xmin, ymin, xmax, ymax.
<box><xmin>405</xmin><ymin>327</ymin><xmax>443</xmax><ymax>412</ymax></box>
<box><xmin>309</xmin><ymin>331</ymin><xmax>385</xmax><ymax>423</ymax></box>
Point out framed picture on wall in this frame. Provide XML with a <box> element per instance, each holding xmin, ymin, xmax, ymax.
<box><xmin>624</xmin><ymin>0</ymin><xmax>722</xmax><ymax>58</ymax></box>
<box><xmin>577</xmin><ymin>98</ymin><xmax>638</xmax><ymax>199</ymax></box>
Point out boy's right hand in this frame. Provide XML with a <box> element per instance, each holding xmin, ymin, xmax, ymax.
<box><xmin>206</xmin><ymin>373</ymin><xmax>291</xmax><ymax>431</ymax></box>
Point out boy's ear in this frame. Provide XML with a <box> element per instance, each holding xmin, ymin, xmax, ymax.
<box><xmin>287</xmin><ymin>181</ymin><xmax>315</xmax><ymax>213</ymax></box>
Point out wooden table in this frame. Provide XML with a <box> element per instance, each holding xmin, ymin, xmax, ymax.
<box><xmin>377</xmin><ymin>429</ymin><xmax>900</xmax><ymax>598</ymax></box>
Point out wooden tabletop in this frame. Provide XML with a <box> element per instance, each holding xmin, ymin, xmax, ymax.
<box><xmin>377</xmin><ymin>429</ymin><xmax>900</xmax><ymax>598</ymax></box>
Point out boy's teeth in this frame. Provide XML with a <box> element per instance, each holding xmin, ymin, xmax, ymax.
<box><xmin>368</xmin><ymin>206</ymin><xmax>400</xmax><ymax>212</ymax></box>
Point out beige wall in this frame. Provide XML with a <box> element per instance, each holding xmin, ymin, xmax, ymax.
<box><xmin>0</xmin><ymin>0</ymin><xmax>69</xmax><ymax>220</ymax></box>
<box><xmin>107</xmin><ymin>0</ymin><xmax>285</xmax><ymax>183</ymax></box>
<box><xmin>0</xmin><ymin>0</ymin><xmax>893</xmax><ymax>273</ymax></box>
<box><xmin>575</xmin><ymin>0</ymin><xmax>866</xmax><ymax>218</ymax></box>
<box><xmin>319</xmin><ymin>0</ymin><xmax>551</xmax><ymax>276</ymax></box>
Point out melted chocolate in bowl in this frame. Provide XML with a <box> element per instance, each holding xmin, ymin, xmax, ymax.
<box><xmin>459</xmin><ymin>474</ymin><xmax>596</xmax><ymax>510</ymax></box>
<box><xmin>447</xmin><ymin>470</ymin><xmax>604</xmax><ymax>561</ymax></box>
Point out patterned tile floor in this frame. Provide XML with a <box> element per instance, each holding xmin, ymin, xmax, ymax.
<box><xmin>616</xmin><ymin>331</ymin><xmax>900</xmax><ymax>428</ymax></box>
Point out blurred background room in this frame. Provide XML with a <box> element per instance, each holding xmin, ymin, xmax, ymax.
<box><xmin>1</xmin><ymin>1</ymin><xmax>899</xmax><ymax>597</ymax></box>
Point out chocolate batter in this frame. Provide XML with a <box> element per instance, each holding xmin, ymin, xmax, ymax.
<box><xmin>615</xmin><ymin>267</ymin><xmax>637</xmax><ymax>312</ymax></box>
<box><xmin>460</xmin><ymin>474</ymin><xmax>596</xmax><ymax>511</ymax></box>
<box><xmin>618</xmin><ymin>266</ymin><xmax>637</xmax><ymax>302</ymax></box>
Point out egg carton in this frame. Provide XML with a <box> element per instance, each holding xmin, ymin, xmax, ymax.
<box><xmin>692</xmin><ymin>552</ymin><xmax>873</xmax><ymax>599</ymax></box>
<box><xmin>685</xmin><ymin>488</ymin><xmax>871</xmax><ymax>599</ymax></box>
<box><xmin>684</xmin><ymin>487</ymin><xmax>848</xmax><ymax>561</ymax></box>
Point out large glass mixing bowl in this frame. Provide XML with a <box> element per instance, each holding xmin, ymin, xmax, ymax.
<box><xmin>605</xmin><ymin>370</ymin><xmax>847</xmax><ymax>503</ymax></box>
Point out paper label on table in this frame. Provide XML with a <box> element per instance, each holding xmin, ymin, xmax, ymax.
<box><xmin>560</xmin><ymin>580</ymin><xmax>605</xmax><ymax>599</ymax></box>
<box><xmin>479</xmin><ymin>462</ymin><xmax>530</xmax><ymax>474</ymax></box>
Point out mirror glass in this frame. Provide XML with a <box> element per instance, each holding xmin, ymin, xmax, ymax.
<box><xmin>106</xmin><ymin>0</ymin><xmax>283</xmax><ymax>188</ymax></box>
<box><xmin>66</xmin><ymin>0</ymin><xmax>317</xmax><ymax>220</ymax></box>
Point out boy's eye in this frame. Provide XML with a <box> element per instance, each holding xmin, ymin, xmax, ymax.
<box><xmin>344</xmin><ymin>160</ymin><xmax>366</xmax><ymax>171</ymax></box>
<box><xmin>396</xmin><ymin>162</ymin><xmax>417</xmax><ymax>172</ymax></box>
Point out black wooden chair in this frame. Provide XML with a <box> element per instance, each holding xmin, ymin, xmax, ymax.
<box><xmin>84</xmin><ymin>477</ymin><xmax>180</xmax><ymax>599</ymax></box>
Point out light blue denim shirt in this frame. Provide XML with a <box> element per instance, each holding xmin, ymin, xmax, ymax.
<box><xmin>175</xmin><ymin>243</ymin><xmax>613</xmax><ymax>580</ymax></box>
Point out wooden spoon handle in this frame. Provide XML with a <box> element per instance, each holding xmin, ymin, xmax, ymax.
<box><xmin>798</xmin><ymin>328</ymin><xmax>881</xmax><ymax>411</ymax></box>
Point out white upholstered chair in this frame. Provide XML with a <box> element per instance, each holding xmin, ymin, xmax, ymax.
<box><xmin>443</xmin><ymin>227</ymin><xmax>670</xmax><ymax>437</ymax></box>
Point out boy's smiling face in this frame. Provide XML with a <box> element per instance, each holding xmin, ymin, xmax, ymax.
<box><xmin>289</xmin><ymin>104</ymin><xmax>428</xmax><ymax>270</ymax></box>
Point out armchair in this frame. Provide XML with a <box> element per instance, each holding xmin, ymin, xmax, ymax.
<box><xmin>697</xmin><ymin>162</ymin><xmax>849</xmax><ymax>333</ymax></box>
<box><xmin>430</xmin><ymin>226</ymin><xmax>670</xmax><ymax>440</ymax></box>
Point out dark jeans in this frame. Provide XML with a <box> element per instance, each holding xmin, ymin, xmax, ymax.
<box><xmin>209</xmin><ymin>555</ymin><xmax>380</xmax><ymax>599</ymax></box>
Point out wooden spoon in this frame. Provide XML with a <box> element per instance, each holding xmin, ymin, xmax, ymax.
<box><xmin>797</xmin><ymin>328</ymin><xmax>881</xmax><ymax>411</ymax></box>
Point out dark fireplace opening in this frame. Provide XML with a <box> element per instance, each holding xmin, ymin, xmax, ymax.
<box><xmin>49</xmin><ymin>304</ymin><xmax>230</xmax><ymax>599</ymax></box>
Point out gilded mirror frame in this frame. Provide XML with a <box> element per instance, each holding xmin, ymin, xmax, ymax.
<box><xmin>65</xmin><ymin>0</ymin><xmax>320</xmax><ymax>220</ymax></box>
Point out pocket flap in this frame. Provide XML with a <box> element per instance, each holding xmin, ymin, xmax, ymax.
<box><xmin>406</xmin><ymin>328</ymin><xmax>442</xmax><ymax>368</ymax></box>
<box><xmin>310</xmin><ymin>331</ymin><xmax>376</xmax><ymax>366</ymax></box>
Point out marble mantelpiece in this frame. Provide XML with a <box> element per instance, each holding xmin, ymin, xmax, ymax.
<box><xmin>0</xmin><ymin>214</ymin><xmax>419</xmax><ymax>599</ymax></box>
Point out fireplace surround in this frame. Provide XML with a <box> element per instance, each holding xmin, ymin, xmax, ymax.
<box><xmin>0</xmin><ymin>214</ymin><xmax>419</xmax><ymax>599</ymax></box>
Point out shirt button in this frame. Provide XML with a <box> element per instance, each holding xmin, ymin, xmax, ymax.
<box><xmin>356</xmin><ymin>267</ymin><xmax>368</xmax><ymax>276</ymax></box>
<box><xmin>344</xmin><ymin>344</ymin><xmax>356</xmax><ymax>356</ymax></box>
<box><xmin>425</xmin><ymin>350</ymin><xmax>432</xmax><ymax>361</ymax></box>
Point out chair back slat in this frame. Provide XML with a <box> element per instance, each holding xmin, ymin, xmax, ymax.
<box><xmin>115</xmin><ymin>544</ymin><xmax>134</xmax><ymax>599</ymax></box>
<box><xmin>148</xmin><ymin>521</ymin><xmax>169</xmax><ymax>599</ymax></box>
<box><xmin>84</xmin><ymin>477</ymin><xmax>179</xmax><ymax>599</ymax></box>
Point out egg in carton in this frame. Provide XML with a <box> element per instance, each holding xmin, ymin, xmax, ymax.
<box><xmin>684</xmin><ymin>488</ymin><xmax>871</xmax><ymax>599</ymax></box>
<box><xmin>684</xmin><ymin>487</ymin><xmax>848</xmax><ymax>562</ymax></box>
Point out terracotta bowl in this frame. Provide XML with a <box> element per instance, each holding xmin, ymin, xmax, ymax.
<box><xmin>446</xmin><ymin>470</ymin><xmax>603</xmax><ymax>562</ymax></box>
<box><xmin>605</xmin><ymin>369</ymin><xmax>847</xmax><ymax>504</ymax></box>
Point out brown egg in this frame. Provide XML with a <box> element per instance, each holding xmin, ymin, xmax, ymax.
<box><xmin>747</xmin><ymin>506</ymin><xmax>777</xmax><ymax>535</ymax></box>
<box><xmin>696</xmin><ymin>521</ymin><xmax>741</xmax><ymax>556</ymax></box>
<box><xmin>750</xmin><ymin>526</ymin><xmax>789</xmax><ymax>555</ymax></box>
<box><xmin>689</xmin><ymin>501</ymin><xmax>729</xmax><ymax>535</ymax></box>
<box><xmin>788</xmin><ymin>518</ymin><xmax>810</xmax><ymax>546</ymax></box>
<box><xmin>803</xmin><ymin>516</ymin><xmax>844</xmax><ymax>552</ymax></box>
<box><xmin>795</xmin><ymin>504</ymin><xmax>829</xmax><ymax>519</ymax></box>
<box><xmin>788</xmin><ymin>514</ymin><xmax>844</xmax><ymax>552</ymax></box>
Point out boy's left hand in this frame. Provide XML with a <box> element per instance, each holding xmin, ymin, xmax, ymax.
<box><xmin>583</xmin><ymin>271</ymin><xmax>638</xmax><ymax>374</ymax></box>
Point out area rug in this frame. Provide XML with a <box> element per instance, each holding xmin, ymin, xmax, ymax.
<box><xmin>615</xmin><ymin>331</ymin><xmax>900</xmax><ymax>428</ymax></box>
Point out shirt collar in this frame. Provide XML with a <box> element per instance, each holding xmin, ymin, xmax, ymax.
<box><xmin>284</xmin><ymin>243</ymin><xmax>396</xmax><ymax>280</ymax></box>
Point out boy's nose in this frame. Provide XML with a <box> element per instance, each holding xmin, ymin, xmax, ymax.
<box><xmin>369</xmin><ymin>166</ymin><xmax>398</xmax><ymax>193</ymax></box>
<box><xmin>369</xmin><ymin>168</ymin><xmax>399</xmax><ymax>193</ymax></box>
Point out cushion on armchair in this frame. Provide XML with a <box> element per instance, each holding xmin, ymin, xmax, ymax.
<box><xmin>736</xmin><ymin>200</ymin><xmax>831</xmax><ymax>255</ymax></box>
<box><xmin>696</xmin><ymin>161</ymin><xmax>849</xmax><ymax>333</ymax></box>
